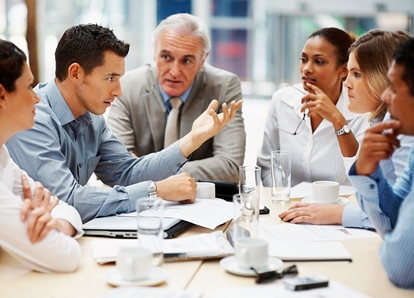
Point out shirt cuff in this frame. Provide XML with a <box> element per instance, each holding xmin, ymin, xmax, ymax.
<box><xmin>163</xmin><ymin>141</ymin><xmax>189</xmax><ymax>173</ymax></box>
<box><xmin>349</xmin><ymin>169</ymin><xmax>382</xmax><ymax>200</ymax></box>
<box><xmin>51</xmin><ymin>201</ymin><xmax>84</xmax><ymax>239</ymax></box>
<box><xmin>342</xmin><ymin>204</ymin><xmax>374</xmax><ymax>230</ymax></box>
<box><xmin>124</xmin><ymin>182</ymin><xmax>149</xmax><ymax>212</ymax></box>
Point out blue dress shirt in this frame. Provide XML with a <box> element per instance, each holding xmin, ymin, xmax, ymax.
<box><xmin>349</xmin><ymin>148</ymin><xmax>414</xmax><ymax>289</ymax></box>
<box><xmin>158</xmin><ymin>81</ymin><xmax>193</xmax><ymax>114</ymax></box>
<box><xmin>7</xmin><ymin>80</ymin><xmax>187</xmax><ymax>223</ymax></box>
<box><xmin>342</xmin><ymin>113</ymin><xmax>414</xmax><ymax>230</ymax></box>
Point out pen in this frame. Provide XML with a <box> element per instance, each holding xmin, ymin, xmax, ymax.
<box><xmin>338</xmin><ymin>228</ymin><xmax>352</xmax><ymax>236</ymax></box>
<box><xmin>164</xmin><ymin>253</ymin><xmax>186</xmax><ymax>258</ymax></box>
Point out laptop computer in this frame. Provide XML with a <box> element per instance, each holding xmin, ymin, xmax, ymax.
<box><xmin>82</xmin><ymin>216</ymin><xmax>193</xmax><ymax>239</ymax></box>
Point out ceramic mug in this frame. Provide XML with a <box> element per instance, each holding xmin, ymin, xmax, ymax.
<box><xmin>235</xmin><ymin>237</ymin><xmax>268</xmax><ymax>270</ymax></box>
<box><xmin>196</xmin><ymin>182</ymin><xmax>216</xmax><ymax>199</ymax></box>
<box><xmin>116</xmin><ymin>246</ymin><xmax>152</xmax><ymax>281</ymax></box>
<box><xmin>312</xmin><ymin>181</ymin><xmax>340</xmax><ymax>204</ymax></box>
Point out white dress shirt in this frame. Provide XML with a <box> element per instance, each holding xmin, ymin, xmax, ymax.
<box><xmin>0</xmin><ymin>145</ymin><xmax>82</xmax><ymax>273</ymax></box>
<box><xmin>257</xmin><ymin>84</ymin><xmax>370</xmax><ymax>187</ymax></box>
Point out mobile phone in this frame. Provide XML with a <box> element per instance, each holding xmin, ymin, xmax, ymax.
<box><xmin>283</xmin><ymin>276</ymin><xmax>329</xmax><ymax>291</ymax></box>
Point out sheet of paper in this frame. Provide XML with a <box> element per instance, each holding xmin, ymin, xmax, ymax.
<box><xmin>163</xmin><ymin>230</ymin><xmax>234</xmax><ymax>256</ymax></box>
<box><xmin>119</xmin><ymin>199</ymin><xmax>233</xmax><ymax>229</ymax></box>
<box><xmin>102</xmin><ymin>286</ymin><xmax>202</xmax><ymax>298</ymax></box>
<box><xmin>210</xmin><ymin>280</ymin><xmax>371</xmax><ymax>298</ymax></box>
<box><xmin>290</xmin><ymin>182</ymin><xmax>354</xmax><ymax>198</ymax></box>
<box><xmin>260</xmin><ymin>224</ymin><xmax>379</xmax><ymax>242</ymax></box>
<box><xmin>90</xmin><ymin>231</ymin><xmax>234</xmax><ymax>264</ymax></box>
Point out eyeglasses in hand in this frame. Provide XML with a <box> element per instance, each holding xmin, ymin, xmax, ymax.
<box><xmin>275</xmin><ymin>85</ymin><xmax>307</xmax><ymax>136</ymax></box>
<box><xmin>251</xmin><ymin>264</ymin><xmax>299</xmax><ymax>284</ymax></box>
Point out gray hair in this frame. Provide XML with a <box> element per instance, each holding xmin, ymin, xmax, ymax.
<box><xmin>152</xmin><ymin>13</ymin><xmax>211</xmax><ymax>58</ymax></box>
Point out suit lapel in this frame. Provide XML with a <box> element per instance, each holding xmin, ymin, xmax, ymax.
<box><xmin>181</xmin><ymin>68</ymin><xmax>209</xmax><ymax>135</ymax></box>
<box><xmin>144</xmin><ymin>67</ymin><xmax>166</xmax><ymax>151</ymax></box>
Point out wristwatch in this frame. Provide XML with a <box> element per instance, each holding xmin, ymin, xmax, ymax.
<box><xmin>147</xmin><ymin>180</ymin><xmax>157</xmax><ymax>198</ymax></box>
<box><xmin>335</xmin><ymin>124</ymin><xmax>351</xmax><ymax>136</ymax></box>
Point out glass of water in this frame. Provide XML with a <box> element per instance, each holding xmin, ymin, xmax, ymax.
<box><xmin>232</xmin><ymin>193</ymin><xmax>260</xmax><ymax>239</ymax></box>
<box><xmin>136</xmin><ymin>197</ymin><xmax>164</xmax><ymax>266</ymax></box>
<box><xmin>271</xmin><ymin>150</ymin><xmax>291</xmax><ymax>204</ymax></box>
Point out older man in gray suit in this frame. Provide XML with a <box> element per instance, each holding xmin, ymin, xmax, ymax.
<box><xmin>107</xmin><ymin>13</ymin><xmax>246</xmax><ymax>183</ymax></box>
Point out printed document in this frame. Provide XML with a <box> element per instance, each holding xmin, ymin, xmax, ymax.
<box><xmin>91</xmin><ymin>231</ymin><xmax>234</xmax><ymax>264</ymax></box>
<box><xmin>119</xmin><ymin>199</ymin><xmax>233</xmax><ymax>229</ymax></box>
<box><xmin>260</xmin><ymin>224</ymin><xmax>378</xmax><ymax>242</ymax></box>
<box><xmin>210</xmin><ymin>280</ymin><xmax>371</xmax><ymax>298</ymax></box>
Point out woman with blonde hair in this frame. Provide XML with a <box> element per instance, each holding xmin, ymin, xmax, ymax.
<box><xmin>346</xmin><ymin>29</ymin><xmax>411</xmax><ymax>123</ymax></box>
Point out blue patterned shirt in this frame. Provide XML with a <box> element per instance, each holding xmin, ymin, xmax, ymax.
<box><xmin>349</xmin><ymin>148</ymin><xmax>414</xmax><ymax>289</ymax></box>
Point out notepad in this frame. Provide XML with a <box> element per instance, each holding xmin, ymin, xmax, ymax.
<box><xmin>267</xmin><ymin>241</ymin><xmax>352</xmax><ymax>262</ymax></box>
<box><xmin>90</xmin><ymin>231</ymin><xmax>234</xmax><ymax>264</ymax></box>
<box><xmin>258</xmin><ymin>223</ymin><xmax>382</xmax><ymax>262</ymax></box>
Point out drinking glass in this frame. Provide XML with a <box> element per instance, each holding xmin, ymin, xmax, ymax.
<box><xmin>271</xmin><ymin>150</ymin><xmax>291</xmax><ymax>204</ymax></box>
<box><xmin>136</xmin><ymin>197</ymin><xmax>164</xmax><ymax>266</ymax></box>
<box><xmin>239</xmin><ymin>165</ymin><xmax>261</xmax><ymax>197</ymax></box>
<box><xmin>233</xmin><ymin>193</ymin><xmax>260</xmax><ymax>238</ymax></box>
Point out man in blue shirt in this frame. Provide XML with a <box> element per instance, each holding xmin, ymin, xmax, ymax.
<box><xmin>349</xmin><ymin>38</ymin><xmax>414</xmax><ymax>289</ymax></box>
<box><xmin>6</xmin><ymin>24</ymin><xmax>242</xmax><ymax>223</ymax></box>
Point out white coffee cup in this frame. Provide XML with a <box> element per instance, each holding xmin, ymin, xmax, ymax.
<box><xmin>116</xmin><ymin>246</ymin><xmax>152</xmax><ymax>281</ymax></box>
<box><xmin>235</xmin><ymin>238</ymin><xmax>268</xmax><ymax>270</ymax></box>
<box><xmin>312</xmin><ymin>181</ymin><xmax>340</xmax><ymax>204</ymax></box>
<box><xmin>196</xmin><ymin>182</ymin><xmax>216</xmax><ymax>199</ymax></box>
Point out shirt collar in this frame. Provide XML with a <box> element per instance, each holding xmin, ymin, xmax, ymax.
<box><xmin>158</xmin><ymin>80</ymin><xmax>195</xmax><ymax>104</ymax></box>
<box><xmin>42</xmin><ymin>80</ymin><xmax>92</xmax><ymax>127</ymax></box>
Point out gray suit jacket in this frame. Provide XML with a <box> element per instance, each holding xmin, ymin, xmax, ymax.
<box><xmin>107</xmin><ymin>63</ymin><xmax>246</xmax><ymax>182</ymax></box>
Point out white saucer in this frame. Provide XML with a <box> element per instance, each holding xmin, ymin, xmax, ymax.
<box><xmin>220</xmin><ymin>256</ymin><xmax>283</xmax><ymax>277</ymax></box>
<box><xmin>104</xmin><ymin>266</ymin><xmax>167</xmax><ymax>287</ymax></box>
<box><xmin>302</xmin><ymin>196</ymin><xmax>350</xmax><ymax>205</ymax></box>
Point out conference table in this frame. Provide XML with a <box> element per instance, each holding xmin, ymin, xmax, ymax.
<box><xmin>1</xmin><ymin>188</ymin><xmax>413</xmax><ymax>298</ymax></box>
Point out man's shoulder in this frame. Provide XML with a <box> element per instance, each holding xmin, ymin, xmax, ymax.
<box><xmin>203</xmin><ymin>63</ymin><xmax>238</xmax><ymax>80</ymax></box>
<box><xmin>120</xmin><ymin>64</ymin><xmax>156</xmax><ymax>98</ymax></box>
<box><xmin>122</xmin><ymin>64</ymin><xmax>154</xmax><ymax>82</ymax></box>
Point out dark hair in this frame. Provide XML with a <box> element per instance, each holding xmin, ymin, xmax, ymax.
<box><xmin>0</xmin><ymin>39</ymin><xmax>27</xmax><ymax>92</ymax></box>
<box><xmin>308</xmin><ymin>27</ymin><xmax>355</xmax><ymax>67</ymax></box>
<box><xmin>392</xmin><ymin>37</ymin><xmax>414</xmax><ymax>96</ymax></box>
<box><xmin>55</xmin><ymin>24</ymin><xmax>130</xmax><ymax>81</ymax></box>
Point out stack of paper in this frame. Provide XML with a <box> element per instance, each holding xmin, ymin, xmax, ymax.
<box><xmin>119</xmin><ymin>199</ymin><xmax>234</xmax><ymax>230</ymax></box>
<box><xmin>91</xmin><ymin>231</ymin><xmax>234</xmax><ymax>264</ymax></box>
<box><xmin>260</xmin><ymin>224</ymin><xmax>379</xmax><ymax>261</ymax></box>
